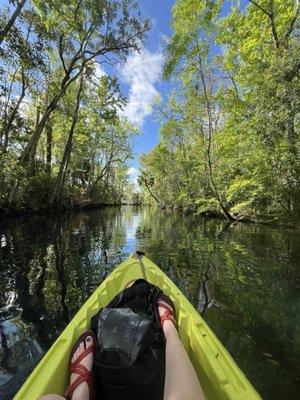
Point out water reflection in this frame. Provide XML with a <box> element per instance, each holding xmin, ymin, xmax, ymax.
<box><xmin>0</xmin><ymin>206</ymin><xmax>299</xmax><ymax>399</ymax></box>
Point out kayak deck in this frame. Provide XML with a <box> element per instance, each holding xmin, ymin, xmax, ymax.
<box><xmin>14</xmin><ymin>253</ymin><xmax>261</xmax><ymax>399</ymax></box>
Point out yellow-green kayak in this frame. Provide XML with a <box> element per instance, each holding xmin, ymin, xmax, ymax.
<box><xmin>14</xmin><ymin>253</ymin><xmax>261</xmax><ymax>400</ymax></box>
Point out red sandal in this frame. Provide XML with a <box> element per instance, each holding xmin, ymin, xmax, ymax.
<box><xmin>65</xmin><ymin>330</ymin><xmax>95</xmax><ymax>400</ymax></box>
<box><xmin>158</xmin><ymin>293</ymin><xmax>177</xmax><ymax>329</ymax></box>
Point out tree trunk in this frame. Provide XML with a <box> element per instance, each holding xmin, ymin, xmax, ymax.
<box><xmin>0</xmin><ymin>0</ymin><xmax>27</xmax><ymax>45</ymax></box>
<box><xmin>286</xmin><ymin>104</ymin><xmax>298</xmax><ymax>213</ymax></box>
<box><xmin>21</xmin><ymin>89</ymin><xmax>67</xmax><ymax>163</ymax></box>
<box><xmin>86</xmin><ymin>157</ymin><xmax>96</xmax><ymax>196</ymax></box>
<box><xmin>20</xmin><ymin>62</ymin><xmax>83</xmax><ymax>163</ymax></box>
<box><xmin>1</xmin><ymin>69</ymin><xmax>27</xmax><ymax>150</ymax></box>
<box><xmin>141</xmin><ymin>178</ymin><xmax>161</xmax><ymax>205</ymax></box>
<box><xmin>196</xmin><ymin>41</ymin><xmax>234</xmax><ymax>220</ymax></box>
<box><xmin>51</xmin><ymin>73</ymin><xmax>84</xmax><ymax>204</ymax></box>
<box><xmin>46</xmin><ymin>122</ymin><xmax>52</xmax><ymax>173</ymax></box>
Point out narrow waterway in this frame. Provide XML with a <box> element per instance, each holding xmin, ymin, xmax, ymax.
<box><xmin>0</xmin><ymin>206</ymin><xmax>299</xmax><ymax>399</ymax></box>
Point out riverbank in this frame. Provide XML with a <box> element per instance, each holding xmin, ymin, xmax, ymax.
<box><xmin>0</xmin><ymin>202</ymin><xmax>142</xmax><ymax>225</ymax></box>
<box><xmin>1</xmin><ymin>202</ymin><xmax>298</xmax><ymax>230</ymax></box>
<box><xmin>159</xmin><ymin>204</ymin><xmax>300</xmax><ymax>229</ymax></box>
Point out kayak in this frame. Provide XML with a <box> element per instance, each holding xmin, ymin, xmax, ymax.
<box><xmin>14</xmin><ymin>252</ymin><xmax>261</xmax><ymax>400</ymax></box>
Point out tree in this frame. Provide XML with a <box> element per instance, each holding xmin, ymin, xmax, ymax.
<box><xmin>141</xmin><ymin>0</ymin><xmax>299</xmax><ymax>221</ymax></box>
<box><xmin>163</xmin><ymin>0</ymin><xmax>234</xmax><ymax>219</ymax></box>
<box><xmin>50</xmin><ymin>69</ymin><xmax>85</xmax><ymax>204</ymax></box>
<box><xmin>218</xmin><ymin>0</ymin><xmax>300</xmax><ymax>215</ymax></box>
<box><xmin>0</xmin><ymin>0</ymin><xmax>147</xmax><ymax>212</ymax></box>
<box><xmin>20</xmin><ymin>0</ymin><xmax>149</xmax><ymax>163</ymax></box>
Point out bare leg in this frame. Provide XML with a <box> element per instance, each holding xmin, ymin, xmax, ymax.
<box><xmin>39</xmin><ymin>334</ymin><xmax>94</xmax><ymax>400</ymax></box>
<box><xmin>159</xmin><ymin>306</ymin><xmax>205</xmax><ymax>400</ymax></box>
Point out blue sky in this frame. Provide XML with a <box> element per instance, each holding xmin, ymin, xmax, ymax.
<box><xmin>116</xmin><ymin>0</ymin><xmax>175</xmax><ymax>184</ymax></box>
<box><xmin>115</xmin><ymin>0</ymin><xmax>231</xmax><ymax>184</ymax></box>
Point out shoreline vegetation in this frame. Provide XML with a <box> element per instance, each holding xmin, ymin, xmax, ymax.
<box><xmin>0</xmin><ymin>1</ymin><xmax>299</xmax><ymax>227</ymax></box>
<box><xmin>139</xmin><ymin>1</ymin><xmax>300</xmax><ymax>225</ymax></box>
<box><xmin>1</xmin><ymin>203</ymin><xmax>298</xmax><ymax>230</ymax></box>
<box><xmin>0</xmin><ymin>1</ymin><xmax>147</xmax><ymax>218</ymax></box>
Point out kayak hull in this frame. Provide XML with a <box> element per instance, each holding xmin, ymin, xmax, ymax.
<box><xmin>14</xmin><ymin>254</ymin><xmax>261</xmax><ymax>400</ymax></box>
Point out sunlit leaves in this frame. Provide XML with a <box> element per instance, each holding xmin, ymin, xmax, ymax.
<box><xmin>142</xmin><ymin>0</ymin><xmax>299</xmax><ymax>219</ymax></box>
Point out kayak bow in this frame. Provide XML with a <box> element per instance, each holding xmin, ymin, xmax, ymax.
<box><xmin>14</xmin><ymin>253</ymin><xmax>261</xmax><ymax>400</ymax></box>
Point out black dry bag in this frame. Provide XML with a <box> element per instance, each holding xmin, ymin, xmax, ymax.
<box><xmin>91</xmin><ymin>279</ymin><xmax>165</xmax><ymax>400</ymax></box>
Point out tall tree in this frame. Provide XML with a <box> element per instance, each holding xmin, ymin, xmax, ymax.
<box><xmin>163</xmin><ymin>0</ymin><xmax>233</xmax><ymax>219</ymax></box>
<box><xmin>51</xmin><ymin>69</ymin><xmax>85</xmax><ymax>204</ymax></box>
<box><xmin>20</xmin><ymin>0</ymin><xmax>149</xmax><ymax>163</ymax></box>
<box><xmin>140</xmin><ymin>0</ymin><xmax>299</xmax><ymax>220</ymax></box>
<box><xmin>0</xmin><ymin>0</ymin><xmax>146</xmax><ymax>212</ymax></box>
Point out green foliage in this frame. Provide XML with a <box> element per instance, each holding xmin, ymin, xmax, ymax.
<box><xmin>0</xmin><ymin>151</ymin><xmax>26</xmax><ymax>209</ymax></box>
<box><xmin>140</xmin><ymin>0</ymin><xmax>300</xmax><ymax>221</ymax></box>
<box><xmin>0</xmin><ymin>151</ymin><xmax>56</xmax><ymax>212</ymax></box>
<box><xmin>195</xmin><ymin>198</ymin><xmax>220</xmax><ymax>214</ymax></box>
<box><xmin>0</xmin><ymin>0</ymin><xmax>147</xmax><ymax>213</ymax></box>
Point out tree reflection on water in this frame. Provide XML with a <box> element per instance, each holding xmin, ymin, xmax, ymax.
<box><xmin>0</xmin><ymin>206</ymin><xmax>299</xmax><ymax>399</ymax></box>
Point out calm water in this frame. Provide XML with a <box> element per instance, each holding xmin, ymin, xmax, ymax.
<box><xmin>0</xmin><ymin>206</ymin><xmax>299</xmax><ymax>399</ymax></box>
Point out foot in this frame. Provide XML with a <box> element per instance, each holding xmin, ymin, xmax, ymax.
<box><xmin>68</xmin><ymin>335</ymin><xmax>94</xmax><ymax>400</ymax></box>
<box><xmin>158</xmin><ymin>294</ymin><xmax>177</xmax><ymax>333</ymax></box>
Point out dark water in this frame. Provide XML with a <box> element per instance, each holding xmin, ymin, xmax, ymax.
<box><xmin>0</xmin><ymin>206</ymin><xmax>299</xmax><ymax>399</ymax></box>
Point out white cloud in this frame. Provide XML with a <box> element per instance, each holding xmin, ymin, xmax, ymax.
<box><xmin>128</xmin><ymin>166</ymin><xmax>142</xmax><ymax>191</ymax></box>
<box><xmin>128</xmin><ymin>166</ymin><xmax>139</xmax><ymax>185</ymax></box>
<box><xmin>89</xmin><ymin>63</ymin><xmax>107</xmax><ymax>87</ymax></box>
<box><xmin>18</xmin><ymin>95</ymin><xmax>32</xmax><ymax>119</ymax></box>
<box><xmin>119</xmin><ymin>49</ymin><xmax>163</xmax><ymax>126</ymax></box>
<box><xmin>94</xmin><ymin>63</ymin><xmax>106</xmax><ymax>79</ymax></box>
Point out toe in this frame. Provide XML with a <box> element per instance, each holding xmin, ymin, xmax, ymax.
<box><xmin>79</xmin><ymin>340</ymin><xmax>85</xmax><ymax>351</ymax></box>
<box><xmin>71</xmin><ymin>340</ymin><xmax>85</xmax><ymax>363</ymax></box>
<box><xmin>86</xmin><ymin>335</ymin><xmax>93</xmax><ymax>347</ymax></box>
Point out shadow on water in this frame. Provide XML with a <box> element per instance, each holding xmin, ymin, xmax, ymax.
<box><xmin>0</xmin><ymin>206</ymin><xmax>299</xmax><ymax>399</ymax></box>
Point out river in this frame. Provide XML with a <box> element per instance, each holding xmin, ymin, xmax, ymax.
<box><xmin>0</xmin><ymin>206</ymin><xmax>299</xmax><ymax>399</ymax></box>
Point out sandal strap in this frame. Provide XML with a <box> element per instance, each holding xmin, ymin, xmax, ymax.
<box><xmin>70</xmin><ymin>363</ymin><xmax>90</xmax><ymax>376</ymax></box>
<box><xmin>157</xmin><ymin>301</ymin><xmax>174</xmax><ymax>314</ymax></box>
<box><xmin>65</xmin><ymin>372</ymin><xmax>93</xmax><ymax>400</ymax></box>
<box><xmin>70</xmin><ymin>344</ymin><xmax>94</xmax><ymax>367</ymax></box>
<box><xmin>158</xmin><ymin>297</ymin><xmax>177</xmax><ymax>328</ymax></box>
<box><xmin>65</xmin><ymin>343</ymin><xmax>95</xmax><ymax>400</ymax></box>
<box><xmin>160</xmin><ymin>310</ymin><xmax>177</xmax><ymax>328</ymax></box>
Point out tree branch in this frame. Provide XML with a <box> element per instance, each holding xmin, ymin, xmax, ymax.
<box><xmin>285</xmin><ymin>0</ymin><xmax>299</xmax><ymax>42</ymax></box>
<box><xmin>0</xmin><ymin>0</ymin><xmax>27</xmax><ymax>45</ymax></box>
<box><xmin>59</xmin><ymin>34</ymin><xmax>68</xmax><ymax>74</ymax></box>
<box><xmin>74</xmin><ymin>0</ymin><xmax>84</xmax><ymax>21</ymax></box>
<box><xmin>229</xmin><ymin>74</ymin><xmax>240</xmax><ymax>96</ymax></box>
<box><xmin>248</xmin><ymin>0</ymin><xmax>271</xmax><ymax>16</ymax></box>
<box><xmin>140</xmin><ymin>177</ymin><xmax>161</xmax><ymax>205</ymax></box>
<box><xmin>248</xmin><ymin>0</ymin><xmax>280</xmax><ymax>49</ymax></box>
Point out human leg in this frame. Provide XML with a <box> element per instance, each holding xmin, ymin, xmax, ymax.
<box><xmin>158</xmin><ymin>298</ymin><xmax>205</xmax><ymax>400</ymax></box>
<box><xmin>39</xmin><ymin>331</ymin><xmax>95</xmax><ymax>400</ymax></box>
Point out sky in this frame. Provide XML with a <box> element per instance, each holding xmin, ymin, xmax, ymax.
<box><xmin>113</xmin><ymin>0</ymin><xmax>175</xmax><ymax>185</ymax></box>
<box><xmin>117</xmin><ymin>1</ymin><xmax>232</xmax><ymax>185</ymax></box>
